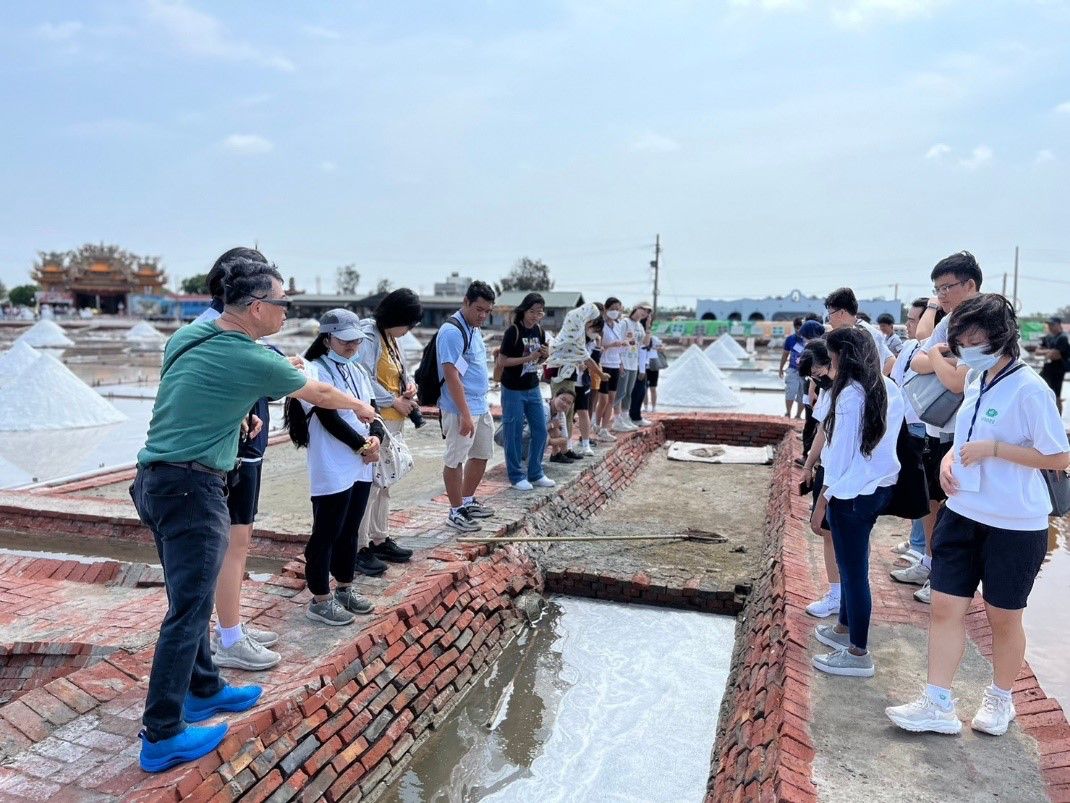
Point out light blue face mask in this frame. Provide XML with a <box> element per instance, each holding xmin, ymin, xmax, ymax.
<box><xmin>326</xmin><ymin>349</ymin><xmax>352</xmax><ymax>364</ymax></box>
<box><xmin>958</xmin><ymin>344</ymin><xmax>1000</xmax><ymax>372</ymax></box>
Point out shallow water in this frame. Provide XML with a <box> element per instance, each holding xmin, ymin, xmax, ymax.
<box><xmin>384</xmin><ymin>597</ymin><xmax>735</xmax><ymax>803</ymax></box>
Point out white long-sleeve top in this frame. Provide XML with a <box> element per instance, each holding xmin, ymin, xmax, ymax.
<box><xmin>822</xmin><ymin>376</ymin><xmax>904</xmax><ymax>501</ymax></box>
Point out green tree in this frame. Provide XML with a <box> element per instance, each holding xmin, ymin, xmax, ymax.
<box><xmin>375</xmin><ymin>278</ymin><xmax>393</xmax><ymax>294</ymax></box>
<box><xmin>8</xmin><ymin>284</ymin><xmax>38</xmax><ymax>307</ymax></box>
<box><xmin>336</xmin><ymin>264</ymin><xmax>360</xmax><ymax>295</ymax></box>
<box><xmin>500</xmin><ymin>257</ymin><xmax>553</xmax><ymax>293</ymax></box>
<box><xmin>180</xmin><ymin>273</ymin><xmax>211</xmax><ymax>295</ymax></box>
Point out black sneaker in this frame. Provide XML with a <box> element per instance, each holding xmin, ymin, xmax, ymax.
<box><xmin>370</xmin><ymin>537</ymin><xmax>413</xmax><ymax>563</ymax></box>
<box><xmin>462</xmin><ymin>499</ymin><xmax>494</xmax><ymax>518</ymax></box>
<box><xmin>354</xmin><ymin>547</ymin><xmax>387</xmax><ymax>576</ymax></box>
<box><xmin>550</xmin><ymin>453</ymin><xmax>569</xmax><ymax>464</ymax></box>
<box><xmin>565</xmin><ymin>450</ymin><xmax>586</xmax><ymax>460</ymax></box>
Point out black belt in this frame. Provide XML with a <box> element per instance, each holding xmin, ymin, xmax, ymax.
<box><xmin>151</xmin><ymin>460</ymin><xmax>230</xmax><ymax>479</ymax></box>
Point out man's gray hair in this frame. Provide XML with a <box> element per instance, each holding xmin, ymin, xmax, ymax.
<box><xmin>221</xmin><ymin>256</ymin><xmax>284</xmax><ymax>308</ymax></box>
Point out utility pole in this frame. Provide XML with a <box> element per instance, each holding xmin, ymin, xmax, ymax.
<box><xmin>650</xmin><ymin>234</ymin><xmax>661</xmax><ymax>318</ymax></box>
<box><xmin>1002</xmin><ymin>273</ymin><xmax>1008</xmax><ymax>297</ymax></box>
<box><xmin>1012</xmin><ymin>246</ymin><xmax>1019</xmax><ymax>310</ymax></box>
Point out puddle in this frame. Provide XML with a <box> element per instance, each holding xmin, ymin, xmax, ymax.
<box><xmin>385</xmin><ymin>596</ymin><xmax>735</xmax><ymax>803</ymax></box>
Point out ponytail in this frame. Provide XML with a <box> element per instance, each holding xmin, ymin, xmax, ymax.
<box><xmin>285</xmin><ymin>333</ymin><xmax>331</xmax><ymax>449</ymax></box>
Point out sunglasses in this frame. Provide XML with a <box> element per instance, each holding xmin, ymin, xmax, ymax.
<box><xmin>251</xmin><ymin>296</ymin><xmax>292</xmax><ymax>309</ymax></box>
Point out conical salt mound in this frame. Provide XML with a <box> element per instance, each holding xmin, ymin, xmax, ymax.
<box><xmin>675</xmin><ymin>344</ymin><xmax>727</xmax><ymax>381</ymax></box>
<box><xmin>15</xmin><ymin>319</ymin><xmax>74</xmax><ymax>348</ymax></box>
<box><xmin>299</xmin><ymin>318</ymin><xmax>320</xmax><ymax>334</ymax></box>
<box><xmin>125</xmin><ymin>321</ymin><xmax>165</xmax><ymax>342</ymax></box>
<box><xmin>704</xmin><ymin>339</ymin><xmax>742</xmax><ymax>368</ymax></box>
<box><xmin>716</xmin><ymin>332</ymin><xmax>749</xmax><ymax>359</ymax></box>
<box><xmin>658</xmin><ymin>345</ymin><xmax>742</xmax><ymax>409</ymax></box>
<box><xmin>397</xmin><ymin>331</ymin><xmax>422</xmax><ymax>355</ymax></box>
<box><xmin>0</xmin><ymin>342</ymin><xmax>44</xmax><ymax>387</ymax></box>
<box><xmin>0</xmin><ymin>344</ymin><xmax>125</xmax><ymax>431</ymax></box>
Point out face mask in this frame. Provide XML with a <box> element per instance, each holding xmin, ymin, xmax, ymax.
<box><xmin>606</xmin><ymin>310</ymin><xmax>620</xmax><ymax>320</ymax></box>
<box><xmin>958</xmin><ymin>344</ymin><xmax>1000</xmax><ymax>372</ymax></box>
<box><xmin>326</xmin><ymin>349</ymin><xmax>351</xmax><ymax>364</ymax></box>
<box><xmin>812</xmin><ymin>375</ymin><xmax>833</xmax><ymax>391</ymax></box>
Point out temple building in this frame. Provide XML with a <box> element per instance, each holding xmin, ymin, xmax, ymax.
<box><xmin>32</xmin><ymin>244</ymin><xmax>168</xmax><ymax>314</ymax></box>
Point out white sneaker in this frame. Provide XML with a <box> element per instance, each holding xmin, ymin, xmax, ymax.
<box><xmin>890</xmin><ymin>540</ymin><xmax>913</xmax><ymax>555</ymax></box>
<box><xmin>611</xmin><ymin>417</ymin><xmax>632</xmax><ymax>433</ymax></box>
<box><xmin>511</xmin><ymin>479</ymin><xmax>534</xmax><ymax>491</ymax></box>
<box><xmin>891</xmin><ymin>562</ymin><xmax>930</xmax><ymax>586</ymax></box>
<box><xmin>913</xmin><ymin>581</ymin><xmax>931</xmax><ymax>604</ymax></box>
<box><xmin>635</xmin><ymin>418</ymin><xmax>653</xmax><ymax>427</ymax></box>
<box><xmin>581</xmin><ymin>445</ymin><xmax>595</xmax><ymax>457</ymax></box>
<box><xmin>597</xmin><ymin>427</ymin><xmax>616</xmax><ymax>442</ymax></box>
<box><xmin>532</xmin><ymin>476</ymin><xmax>556</xmax><ymax>488</ymax></box>
<box><xmin>213</xmin><ymin>634</ymin><xmax>282</xmax><ymax>671</ymax></box>
<box><xmin>972</xmin><ymin>687</ymin><xmax>1016</xmax><ymax>736</ymax></box>
<box><xmin>805</xmin><ymin>590</ymin><xmax>840</xmax><ymax>618</ymax></box>
<box><xmin>886</xmin><ymin>694</ymin><xmax>962</xmax><ymax>735</ymax></box>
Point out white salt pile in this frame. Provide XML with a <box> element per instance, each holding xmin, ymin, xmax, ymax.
<box><xmin>658</xmin><ymin>345</ymin><xmax>742</xmax><ymax>409</ymax></box>
<box><xmin>716</xmin><ymin>332</ymin><xmax>749</xmax><ymax>359</ymax></box>
<box><xmin>15</xmin><ymin>319</ymin><xmax>74</xmax><ymax>348</ymax></box>
<box><xmin>125</xmin><ymin>320</ymin><xmax>166</xmax><ymax>342</ymax></box>
<box><xmin>704</xmin><ymin>339</ymin><xmax>742</xmax><ymax>368</ymax></box>
<box><xmin>299</xmin><ymin>319</ymin><xmax>320</xmax><ymax>334</ymax></box>
<box><xmin>0</xmin><ymin>342</ymin><xmax>126</xmax><ymax>431</ymax></box>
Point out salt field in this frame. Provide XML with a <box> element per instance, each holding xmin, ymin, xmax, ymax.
<box><xmin>385</xmin><ymin>597</ymin><xmax>736</xmax><ymax>803</ymax></box>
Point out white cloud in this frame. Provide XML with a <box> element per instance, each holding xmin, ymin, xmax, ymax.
<box><xmin>925</xmin><ymin>142</ymin><xmax>951</xmax><ymax>159</ymax></box>
<box><xmin>832</xmin><ymin>0</ymin><xmax>946</xmax><ymax>29</ymax></box>
<box><xmin>1055</xmin><ymin>101</ymin><xmax>1070</xmax><ymax>115</ymax></box>
<box><xmin>302</xmin><ymin>24</ymin><xmax>341</xmax><ymax>40</ymax></box>
<box><xmin>958</xmin><ymin>144</ymin><xmax>993</xmax><ymax>169</ymax></box>
<box><xmin>222</xmin><ymin>134</ymin><xmax>274</xmax><ymax>155</ymax></box>
<box><xmin>629</xmin><ymin>133</ymin><xmax>682</xmax><ymax>153</ymax></box>
<box><xmin>35</xmin><ymin>21</ymin><xmax>83</xmax><ymax>41</ymax></box>
<box><xmin>1035</xmin><ymin>149</ymin><xmax>1056</xmax><ymax>164</ymax></box>
<box><xmin>320</xmin><ymin>161</ymin><xmax>338</xmax><ymax>173</ymax></box>
<box><xmin>145</xmin><ymin>0</ymin><xmax>295</xmax><ymax>72</ymax></box>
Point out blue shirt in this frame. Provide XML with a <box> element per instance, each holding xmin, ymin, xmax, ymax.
<box><xmin>436</xmin><ymin>311</ymin><xmax>489</xmax><ymax>416</ymax></box>
<box><xmin>783</xmin><ymin>333</ymin><xmax>805</xmax><ymax>370</ymax></box>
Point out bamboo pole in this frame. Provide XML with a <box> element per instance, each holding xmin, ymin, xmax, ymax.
<box><xmin>457</xmin><ymin>532</ymin><xmax>725</xmax><ymax>544</ymax></box>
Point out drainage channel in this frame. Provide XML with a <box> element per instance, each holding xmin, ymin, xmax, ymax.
<box><xmin>383</xmin><ymin>595</ymin><xmax>736</xmax><ymax>803</ymax></box>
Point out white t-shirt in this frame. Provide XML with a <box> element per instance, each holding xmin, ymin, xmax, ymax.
<box><xmin>918</xmin><ymin>315</ymin><xmax>960</xmax><ymax>438</ymax></box>
<box><xmin>600</xmin><ymin>320</ymin><xmax>625</xmax><ymax>368</ymax></box>
<box><xmin>298</xmin><ymin>358</ymin><xmax>374</xmax><ymax>495</ymax></box>
<box><xmin>813</xmin><ymin>389</ymin><xmax>831</xmax><ymax>423</ymax></box>
<box><xmin>946</xmin><ymin>364</ymin><xmax>1069</xmax><ymax>531</ymax></box>
<box><xmin>821</xmin><ymin>377</ymin><xmax>904</xmax><ymax>501</ymax></box>
<box><xmin>858</xmin><ymin>320</ymin><xmax>895</xmax><ymax>368</ymax></box>
<box><xmin>621</xmin><ymin>319</ymin><xmax>644</xmax><ymax>371</ymax></box>
<box><xmin>544</xmin><ymin>401</ymin><xmax>566</xmax><ymax>433</ymax></box>
<box><xmin>891</xmin><ymin>338</ymin><xmax>924</xmax><ymax>427</ymax></box>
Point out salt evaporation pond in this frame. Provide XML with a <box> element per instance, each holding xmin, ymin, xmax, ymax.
<box><xmin>386</xmin><ymin>597</ymin><xmax>735</xmax><ymax>803</ymax></box>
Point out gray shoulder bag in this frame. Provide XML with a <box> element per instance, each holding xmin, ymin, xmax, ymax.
<box><xmin>901</xmin><ymin>343</ymin><xmax>964</xmax><ymax>427</ymax></box>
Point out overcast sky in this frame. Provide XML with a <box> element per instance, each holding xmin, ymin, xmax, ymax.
<box><xmin>2</xmin><ymin>0</ymin><xmax>1069</xmax><ymax>313</ymax></box>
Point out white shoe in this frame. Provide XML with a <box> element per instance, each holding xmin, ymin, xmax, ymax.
<box><xmin>532</xmin><ymin>476</ymin><xmax>556</xmax><ymax>488</ymax></box>
<box><xmin>635</xmin><ymin>418</ymin><xmax>653</xmax><ymax>427</ymax></box>
<box><xmin>891</xmin><ymin>562</ymin><xmax>930</xmax><ymax>586</ymax></box>
<box><xmin>581</xmin><ymin>445</ymin><xmax>595</xmax><ymax>457</ymax></box>
<box><xmin>597</xmin><ymin>427</ymin><xmax>616</xmax><ymax>441</ymax></box>
<box><xmin>511</xmin><ymin>479</ymin><xmax>534</xmax><ymax>491</ymax></box>
<box><xmin>913</xmin><ymin>581</ymin><xmax>931</xmax><ymax>604</ymax></box>
<box><xmin>886</xmin><ymin>694</ymin><xmax>962</xmax><ymax>735</ymax></box>
<box><xmin>805</xmin><ymin>590</ymin><xmax>840</xmax><ymax>618</ymax></box>
<box><xmin>624</xmin><ymin>419</ymin><xmax>640</xmax><ymax>431</ymax></box>
<box><xmin>891</xmin><ymin>540</ymin><xmax>913</xmax><ymax>555</ymax></box>
<box><xmin>971</xmin><ymin>687</ymin><xmax>1015</xmax><ymax>736</ymax></box>
<box><xmin>611</xmin><ymin>417</ymin><xmax>632</xmax><ymax>433</ymax></box>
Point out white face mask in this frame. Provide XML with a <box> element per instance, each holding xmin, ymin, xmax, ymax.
<box><xmin>958</xmin><ymin>344</ymin><xmax>1000</xmax><ymax>372</ymax></box>
<box><xmin>606</xmin><ymin>310</ymin><xmax>620</xmax><ymax>320</ymax></box>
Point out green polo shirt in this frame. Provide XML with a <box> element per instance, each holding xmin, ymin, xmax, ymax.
<box><xmin>137</xmin><ymin>321</ymin><xmax>307</xmax><ymax>471</ymax></box>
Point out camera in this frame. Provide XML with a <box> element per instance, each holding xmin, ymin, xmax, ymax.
<box><xmin>408</xmin><ymin>406</ymin><xmax>425</xmax><ymax>429</ymax></box>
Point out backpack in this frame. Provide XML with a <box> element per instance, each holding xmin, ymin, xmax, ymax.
<box><xmin>414</xmin><ymin>317</ymin><xmax>471</xmax><ymax>407</ymax></box>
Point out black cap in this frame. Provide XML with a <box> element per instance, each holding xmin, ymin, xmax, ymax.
<box><xmin>1049</xmin><ymin>316</ymin><xmax>1063</xmax><ymax>326</ymax></box>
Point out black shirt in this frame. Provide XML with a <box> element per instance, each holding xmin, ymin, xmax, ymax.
<box><xmin>500</xmin><ymin>323</ymin><xmax>545</xmax><ymax>391</ymax></box>
<box><xmin>1041</xmin><ymin>333</ymin><xmax>1070</xmax><ymax>379</ymax></box>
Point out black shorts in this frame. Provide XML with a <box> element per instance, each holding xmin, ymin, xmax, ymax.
<box><xmin>1042</xmin><ymin>368</ymin><xmax>1065</xmax><ymax>400</ymax></box>
<box><xmin>226</xmin><ymin>460</ymin><xmax>263</xmax><ymax>525</ymax></box>
<box><xmin>574</xmin><ymin>385</ymin><xmax>590</xmax><ymax>412</ymax></box>
<box><xmin>923</xmin><ymin>436</ymin><xmax>953</xmax><ymax>503</ymax></box>
<box><xmin>599</xmin><ymin>367</ymin><xmax>620</xmax><ymax>394</ymax></box>
<box><xmin>930</xmin><ymin>507</ymin><xmax>1047</xmax><ymax>610</ymax></box>
<box><xmin>646</xmin><ymin>369</ymin><xmax>660</xmax><ymax>388</ymax></box>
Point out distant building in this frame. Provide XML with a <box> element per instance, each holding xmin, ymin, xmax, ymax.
<box><xmin>491</xmin><ymin>290</ymin><xmax>584</xmax><ymax>331</ymax></box>
<box><xmin>696</xmin><ymin>288</ymin><xmax>902</xmax><ymax>323</ymax></box>
<box><xmin>32</xmin><ymin>244</ymin><xmax>167</xmax><ymax>314</ymax></box>
<box><xmin>433</xmin><ymin>272</ymin><xmax>473</xmax><ymax>297</ymax></box>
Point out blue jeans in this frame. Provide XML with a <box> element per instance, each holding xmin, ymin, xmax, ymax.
<box><xmin>827</xmin><ymin>485</ymin><xmax>893</xmax><ymax>652</ymax></box>
<box><xmin>502</xmin><ymin>386</ymin><xmax>548</xmax><ymax>484</ymax></box>
<box><xmin>907</xmin><ymin>423</ymin><xmax>928</xmax><ymax>554</ymax></box>
<box><xmin>629</xmin><ymin>374</ymin><xmax>648</xmax><ymax>422</ymax></box>
<box><xmin>130</xmin><ymin>464</ymin><xmax>229</xmax><ymax>742</ymax></box>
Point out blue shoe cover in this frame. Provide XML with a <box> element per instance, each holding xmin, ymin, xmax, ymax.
<box><xmin>139</xmin><ymin>723</ymin><xmax>228</xmax><ymax>772</ymax></box>
<box><xmin>183</xmin><ymin>684</ymin><xmax>262</xmax><ymax>723</ymax></box>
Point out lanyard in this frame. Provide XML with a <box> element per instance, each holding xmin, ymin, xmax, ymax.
<box><xmin>964</xmin><ymin>360</ymin><xmax>1025</xmax><ymax>443</ymax></box>
<box><xmin>320</xmin><ymin>358</ymin><xmax>361</xmax><ymax>399</ymax></box>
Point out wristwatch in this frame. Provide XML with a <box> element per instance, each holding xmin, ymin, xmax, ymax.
<box><xmin>927</xmin><ymin>303</ymin><xmax>940</xmax><ymax>311</ymax></box>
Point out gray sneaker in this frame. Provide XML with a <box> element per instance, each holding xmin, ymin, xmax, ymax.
<box><xmin>812</xmin><ymin>648</ymin><xmax>875</xmax><ymax>678</ymax></box>
<box><xmin>306</xmin><ymin>598</ymin><xmax>355</xmax><ymax>626</ymax></box>
<box><xmin>213</xmin><ymin>634</ymin><xmax>282</xmax><ymax>671</ymax></box>
<box><xmin>814</xmin><ymin>624</ymin><xmax>851</xmax><ymax>651</ymax></box>
<box><xmin>891</xmin><ymin>562</ymin><xmax>930</xmax><ymax>586</ymax></box>
<box><xmin>243</xmin><ymin>624</ymin><xmax>278</xmax><ymax>647</ymax></box>
<box><xmin>335</xmin><ymin>587</ymin><xmax>374</xmax><ymax>615</ymax></box>
<box><xmin>447</xmin><ymin>508</ymin><xmax>481</xmax><ymax>532</ymax></box>
<box><xmin>462</xmin><ymin>499</ymin><xmax>495</xmax><ymax>518</ymax></box>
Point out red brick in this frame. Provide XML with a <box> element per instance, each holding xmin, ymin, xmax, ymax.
<box><xmin>359</xmin><ymin>737</ymin><xmax>393</xmax><ymax>771</ymax></box>
<box><xmin>0</xmin><ymin>699</ymin><xmax>50</xmax><ymax>741</ymax></box>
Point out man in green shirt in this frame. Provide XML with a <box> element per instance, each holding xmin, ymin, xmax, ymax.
<box><xmin>132</xmin><ymin>252</ymin><xmax>376</xmax><ymax>773</ymax></box>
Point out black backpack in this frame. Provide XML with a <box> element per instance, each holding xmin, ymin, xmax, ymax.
<box><xmin>414</xmin><ymin>317</ymin><xmax>471</xmax><ymax>407</ymax></box>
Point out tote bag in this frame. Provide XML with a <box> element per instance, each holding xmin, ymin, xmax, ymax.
<box><xmin>373</xmin><ymin>419</ymin><xmax>414</xmax><ymax>488</ymax></box>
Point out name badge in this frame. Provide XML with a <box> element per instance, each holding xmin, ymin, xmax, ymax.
<box><xmin>952</xmin><ymin>460</ymin><xmax>981</xmax><ymax>493</ymax></box>
<box><xmin>455</xmin><ymin>356</ymin><xmax>469</xmax><ymax>376</ymax></box>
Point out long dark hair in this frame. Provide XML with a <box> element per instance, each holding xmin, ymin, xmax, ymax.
<box><xmin>375</xmin><ymin>288</ymin><xmax>422</xmax><ymax>334</ymax></box>
<box><xmin>947</xmin><ymin>293</ymin><xmax>1019</xmax><ymax>360</ymax></box>
<box><xmin>823</xmin><ymin>327</ymin><xmax>887</xmax><ymax>456</ymax></box>
<box><xmin>284</xmin><ymin>334</ymin><xmax>332</xmax><ymax>448</ymax></box>
<box><xmin>513</xmin><ymin>292</ymin><xmax>545</xmax><ymax>327</ymax></box>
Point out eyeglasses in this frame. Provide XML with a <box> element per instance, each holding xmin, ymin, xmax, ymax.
<box><xmin>933</xmin><ymin>280</ymin><xmax>965</xmax><ymax>296</ymax></box>
<box><xmin>250</xmin><ymin>296</ymin><xmax>292</xmax><ymax>309</ymax></box>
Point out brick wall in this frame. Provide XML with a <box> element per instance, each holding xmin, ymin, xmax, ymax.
<box><xmin>0</xmin><ymin>643</ymin><xmax>101</xmax><ymax>705</ymax></box>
